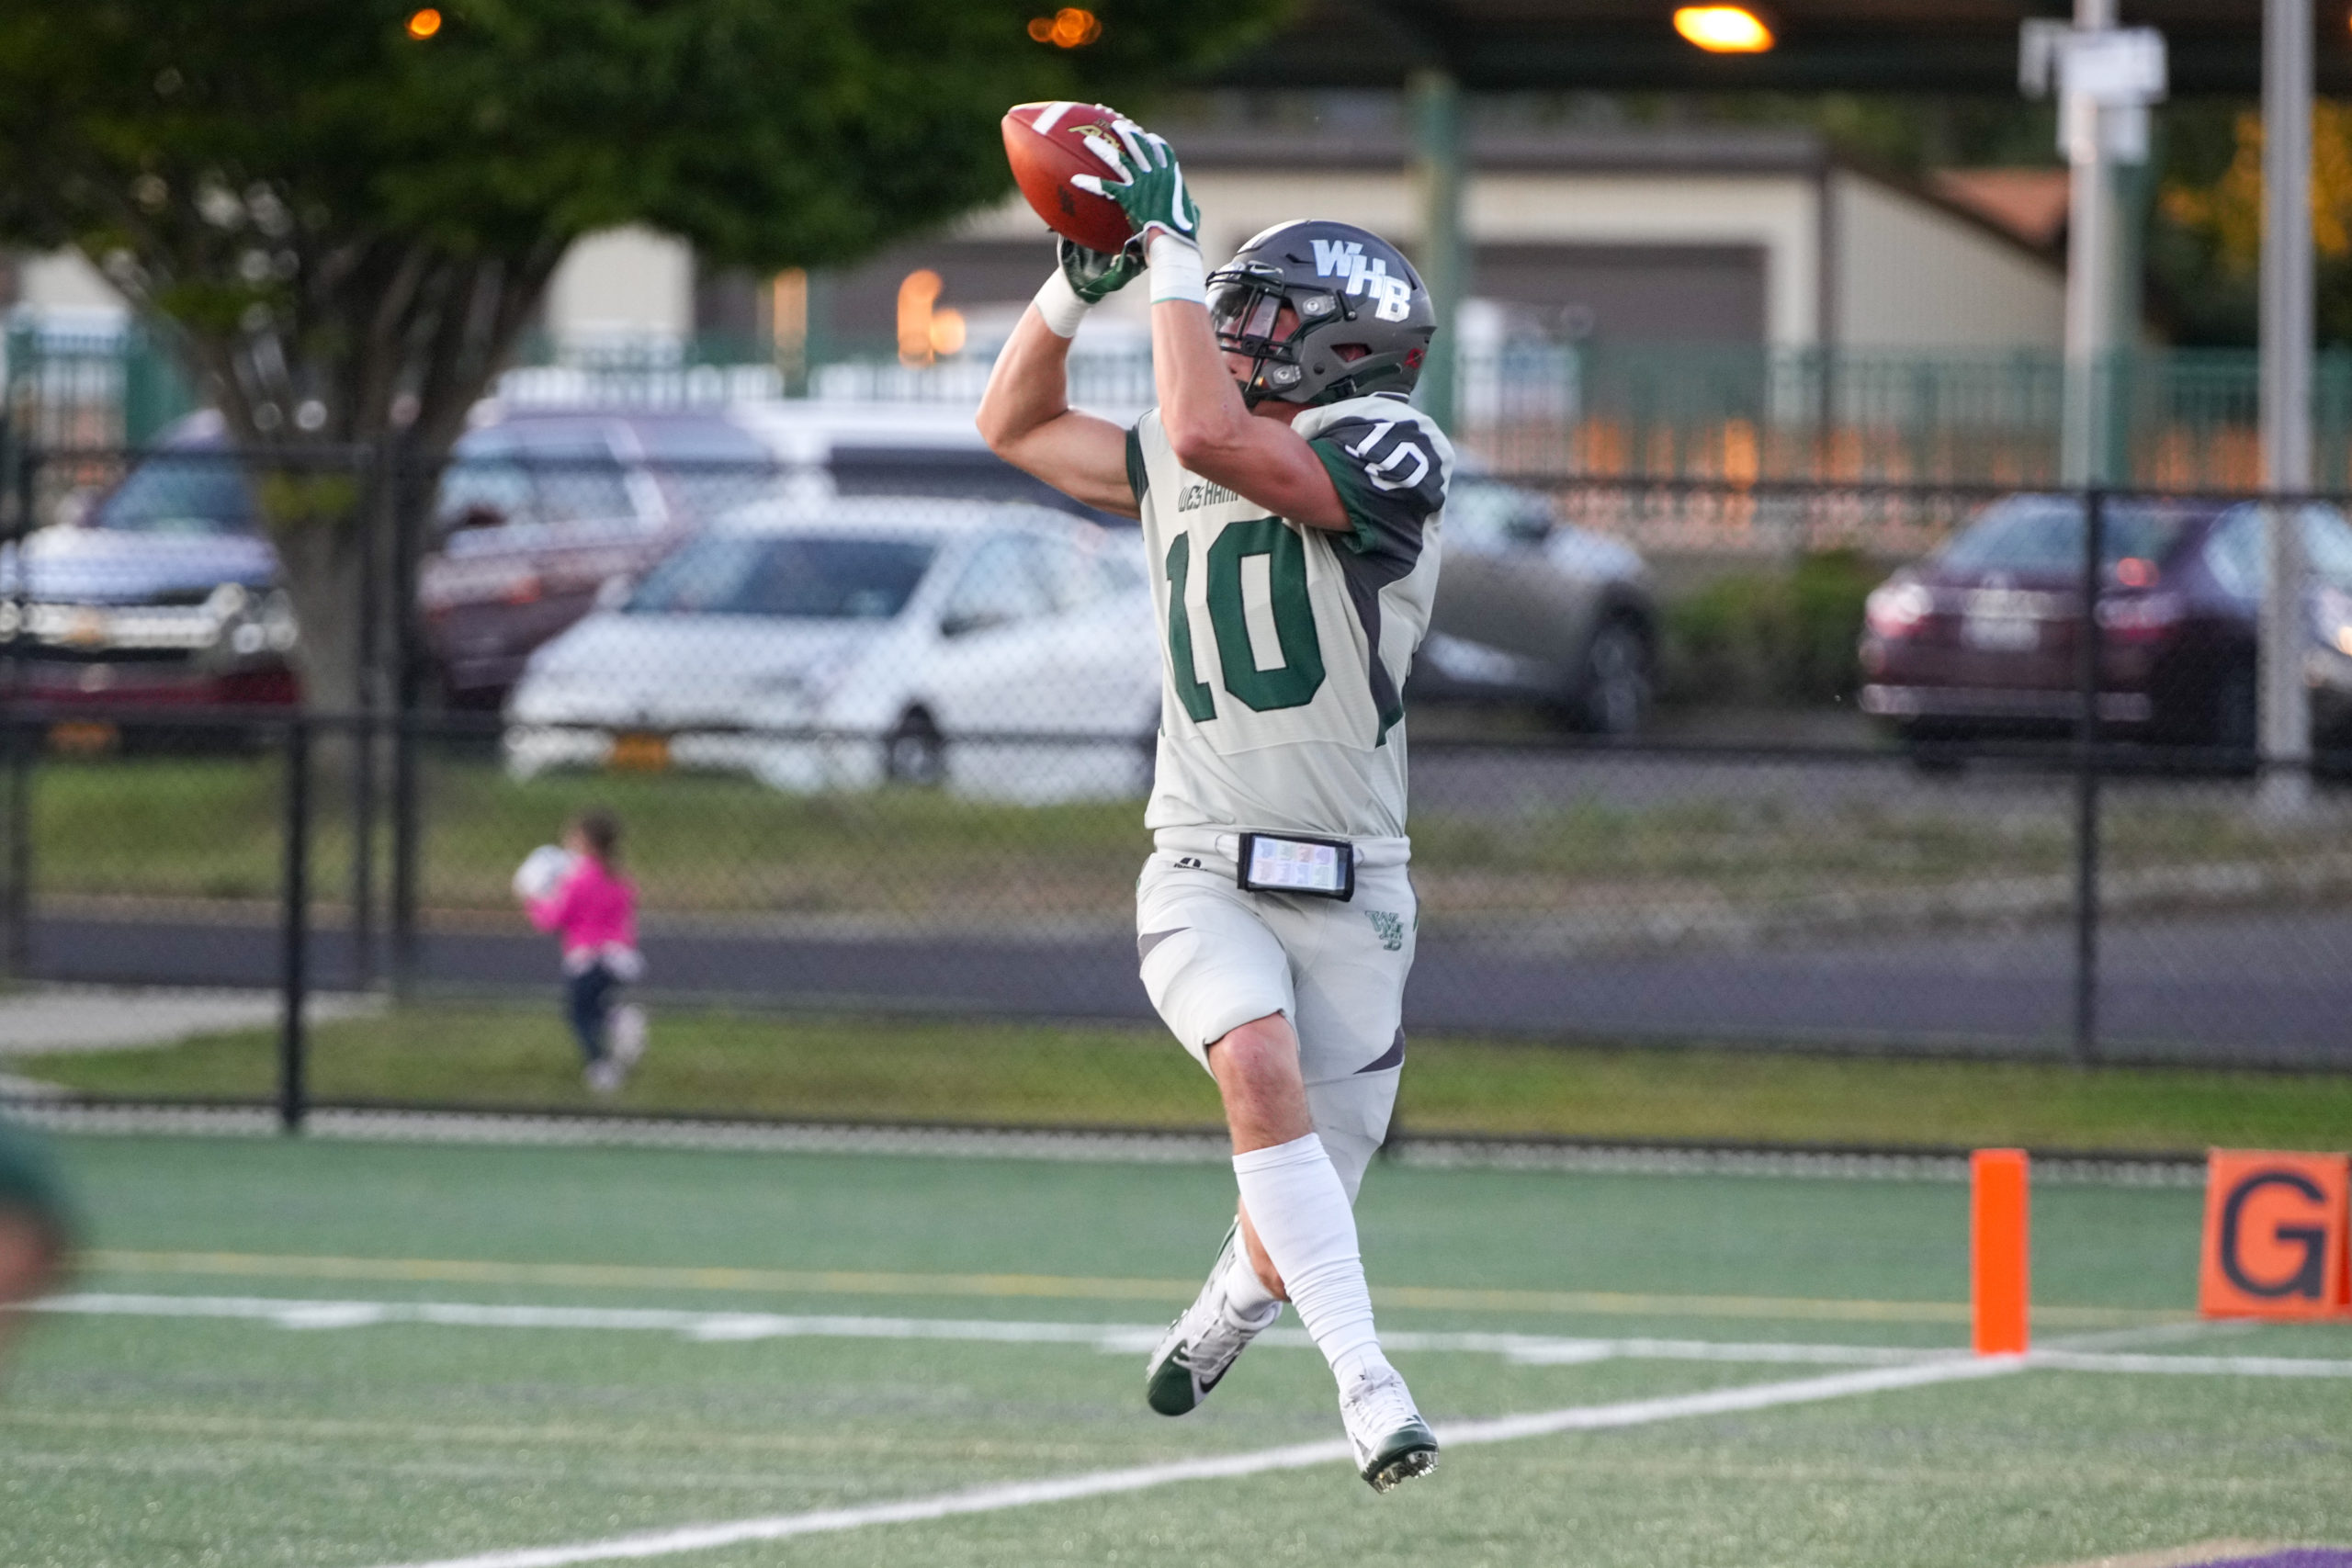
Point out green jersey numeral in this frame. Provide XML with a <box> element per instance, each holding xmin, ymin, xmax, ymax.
<box><xmin>1165</xmin><ymin>518</ymin><xmax>1327</xmax><ymax>718</ymax></box>
<box><xmin>1162</xmin><ymin>534</ymin><xmax>1216</xmax><ymax>721</ymax></box>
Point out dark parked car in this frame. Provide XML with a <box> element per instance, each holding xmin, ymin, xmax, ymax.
<box><xmin>0</xmin><ymin>408</ymin><xmax>782</xmax><ymax>716</ymax></box>
<box><xmin>1858</xmin><ymin>493</ymin><xmax>2352</xmax><ymax>751</ymax></box>
<box><xmin>0</xmin><ymin>417</ymin><xmax>297</xmax><ymax>712</ymax></box>
<box><xmin>1409</xmin><ymin>479</ymin><xmax>1659</xmax><ymax>732</ymax></box>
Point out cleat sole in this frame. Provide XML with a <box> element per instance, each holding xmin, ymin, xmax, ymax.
<box><xmin>1364</xmin><ymin>1441</ymin><xmax>1440</xmax><ymax>1493</ymax></box>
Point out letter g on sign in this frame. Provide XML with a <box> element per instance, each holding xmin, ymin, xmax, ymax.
<box><xmin>2198</xmin><ymin>1150</ymin><xmax>2351</xmax><ymax>1319</ymax></box>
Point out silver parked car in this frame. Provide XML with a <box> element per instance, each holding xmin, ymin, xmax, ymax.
<box><xmin>503</xmin><ymin>497</ymin><xmax>1157</xmax><ymax>802</ymax></box>
<box><xmin>1411</xmin><ymin>479</ymin><xmax>1659</xmax><ymax>732</ymax></box>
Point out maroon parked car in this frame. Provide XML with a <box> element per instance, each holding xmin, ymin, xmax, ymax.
<box><xmin>419</xmin><ymin>411</ymin><xmax>780</xmax><ymax>706</ymax></box>
<box><xmin>1859</xmin><ymin>493</ymin><xmax>2352</xmax><ymax>753</ymax></box>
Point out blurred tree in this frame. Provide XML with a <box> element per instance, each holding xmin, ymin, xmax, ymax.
<box><xmin>2156</xmin><ymin>101</ymin><xmax>2352</xmax><ymax>347</ymax></box>
<box><xmin>0</xmin><ymin>0</ymin><xmax>1279</xmax><ymax>711</ymax></box>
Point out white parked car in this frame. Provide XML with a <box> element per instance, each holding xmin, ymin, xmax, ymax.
<box><xmin>503</xmin><ymin>497</ymin><xmax>1161</xmax><ymax>802</ymax></box>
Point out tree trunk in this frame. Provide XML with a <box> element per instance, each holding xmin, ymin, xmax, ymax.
<box><xmin>254</xmin><ymin>463</ymin><xmax>369</xmax><ymax>718</ymax></box>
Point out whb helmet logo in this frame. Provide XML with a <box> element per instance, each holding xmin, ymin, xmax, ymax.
<box><xmin>1312</xmin><ymin>239</ymin><xmax>1414</xmax><ymax>322</ymax></box>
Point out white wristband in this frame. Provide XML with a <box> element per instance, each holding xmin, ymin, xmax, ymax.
<box><xmin>1033</xmin><ymin>269</ymin><xmax>1091</xmax><ymax>339</ymax></box>
<box><xmin>1147</xmin><ymin>234</ymin><xmax>1207</xmax><ymax>305</ymax></box>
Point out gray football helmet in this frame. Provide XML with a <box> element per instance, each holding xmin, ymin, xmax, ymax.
<box><xmin>1205</xmin><ymin>220</ymin><xmax>1436</xmax><ymax>408</ymax></box>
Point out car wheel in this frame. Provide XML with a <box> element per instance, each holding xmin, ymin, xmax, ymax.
<box><xmin>1577</xmin><ymin>620</ymin><xmax>1652</xmax><ymax>736</ymax></box>
<box><xmin>883</xmin><ymin>710</ymin><xmax>947</xmax><ymax>787</ymax></box>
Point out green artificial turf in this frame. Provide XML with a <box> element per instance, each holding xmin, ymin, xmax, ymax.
<box><xmin>4</xmin><ymin>1134</ymin><xmax>2346</xmax><ymax>1568</ymax></box>
<box><xmin>18</xmin><ymin>1002</ymin><xmax>2352</xmax><ymax>1152</ymax></box>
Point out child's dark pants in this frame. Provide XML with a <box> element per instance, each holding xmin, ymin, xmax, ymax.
<box><xmin>566</xmin><ymin>964</ymin><xmax>618</xmax><ymax>1065</ymax></box>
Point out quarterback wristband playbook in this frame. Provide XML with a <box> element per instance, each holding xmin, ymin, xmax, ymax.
<box><xmin>1237</xmin><ymin>832</ymin><xmax>1355</xmax><ymax>900</ymax></box>
<box><xmin>1033</xmin><ymin>269</ymin><xmax>1092</xmax><ymax>339</ymax></box>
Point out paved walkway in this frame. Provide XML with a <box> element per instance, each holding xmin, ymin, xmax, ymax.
<box><xmin>0</xmin><ymin>986</ymin><xmax>376</xmax><ymax>1055</ymax></box>
<box><xmin>22</xmin><ymin>908</ymin><xmax>2352</xmax><ymax>1067</ymax></box>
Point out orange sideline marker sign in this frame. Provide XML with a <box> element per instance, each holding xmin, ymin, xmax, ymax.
<box><xmin>2198</xmin><ymin>1150</ymin><xmax>2351</xmax><ymax>1319</ymax></box>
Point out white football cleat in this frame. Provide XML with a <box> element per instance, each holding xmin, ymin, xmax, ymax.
<box><xmin>1144</xmin><ymin>1224</ymin><xmax>1280</xmax><ymax>1416</ymax></box>
<box><xmin>1339</xmin><ymin>1363</ymin><xmax>1439</xmax><ymax>1492</ymax></box>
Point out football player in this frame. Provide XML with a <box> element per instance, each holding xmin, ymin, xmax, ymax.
<box><xmin>978</xmin><ymin>118</ymin><xmax>1449</xmax><ymax>1492</ymax></box>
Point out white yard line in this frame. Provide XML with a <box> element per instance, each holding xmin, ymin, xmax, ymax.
<box><xmin>358</xmin><ymin>1357</ymin><xmax>2030</xmax><ymax>1568</ymax></box>
<box><xmin>28</xmin><ymin>1292</ymin><xmax>2352</xmax><ymax>1378</ymax></box>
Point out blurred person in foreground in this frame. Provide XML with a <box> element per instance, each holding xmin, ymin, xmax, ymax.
<box><xmin>514</xmin><ymin>809</ymin><xmax>647</xmax><ymax>1095</ymax></box>
<box><xmin>978</xmin><ymin>114</ymin><xmax>1450</xmax><ymax>1491</ymax></box>
<box><xmin>0</xmin><ymin>1121</ymin><xmax>74</xmax><ymax>1366</ymax></box>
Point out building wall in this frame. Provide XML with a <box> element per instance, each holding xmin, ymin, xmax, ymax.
<box><xmin>1467</xmin><ymin>173</ymin><xmax>1819</xmax><ymax>345</ymax></box>
<box><xmin>1832</xmin><ymin>170</ymin><xmax>2065</xmax><ymax>350</ymax></box>
<box><xmin>899</xmin><ymin>170</ymin><xmax>1815</xmax><ymax>344</ymax></box>
<box><xmin>543</xmin><ymin>225</ymin><xmax>694</xmax><ymax>343</ymax></box>
<box><xmin>15</xmin><ymin>248</ymin><xmax>122</xmax><ymax>320</ymax></box>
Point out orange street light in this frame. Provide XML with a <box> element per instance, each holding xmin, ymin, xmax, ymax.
<box><xmin>1673</xmin><ymin>6</ymin><xmax>1773</xmax><ymax>52</ymax></box>
<box><xmin>1027</xmin><ymin>8</ymin><xmax>1102</xmax><ymax>48</ymax></box>
<box><xmin>406</xmin><ymin>7</ymin><xmax>443</xmax><ymax>39</ymax></box>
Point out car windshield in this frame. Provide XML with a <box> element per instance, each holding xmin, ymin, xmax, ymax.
<box><xmin>627</xmin><ymin>534</ymin><xmax>933</xmax><ymax>619</ymax></box>
<box><xmin>92</xmin><ymin>454</ymin><xmax>255</xmax><ymax>535</ymax></box>
<box><xmin>1940</xmin><ymin>497</ymin><xmax>2199</xmax><ymax>575</ymax></box>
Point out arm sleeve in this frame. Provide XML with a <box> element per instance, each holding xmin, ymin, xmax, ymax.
<box><xmin>1306</xmin><ymin>413</ymin><xmax>1446</xmax><ymax>570</ymax></box>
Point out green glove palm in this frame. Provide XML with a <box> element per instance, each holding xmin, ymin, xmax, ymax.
<box><xmin>1058</xmin><ymin>236</ymin><xmax>1144</xmax><ymax>304</ymax></box>
<box><xmin>1070</xmin><ymin>118</ymin><xmax>1201</xmax><ymax>250</ymax></box>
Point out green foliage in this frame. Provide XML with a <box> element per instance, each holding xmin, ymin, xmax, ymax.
<box><xmin>1660</xmin><ymin>549</ymin><xmax>1880</xmax><ymax>707</ymax></box>
<box><xmin>0</xmin><ymin>0</ymin><xmax>1279</xmax><ymax>274</ymax></box>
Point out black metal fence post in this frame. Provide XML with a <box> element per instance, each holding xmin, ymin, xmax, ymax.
<box><xmin>1</xmin><ymin>718</ymin><xmax>27</xmax><ymax>981</ymax></box>
<box><xmin>2</xmin><ymin>434</ymin><xmax>30</xmax><ymax>980</ymax></box>
<box><xmin>389</xmin><ymin>434</ymin><xmax>422</xmax><ymax>996</ymax></box>
<box><xmin>280</xmin><ymin>715</ymin><xmax>312</xmax><ymax>1132</ymax></box>
<box><xmin>2071</xmin><ymin>486</ymin><xmax>2106</xmax><ymax>1067</ymax></box>
<box><xmin>350</xmin><ymin>444</ymin><xmax>385</xmax><ymax>991</ymax></box>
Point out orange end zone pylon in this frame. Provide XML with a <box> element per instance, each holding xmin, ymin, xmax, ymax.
<box><xmin>1971</xmin><ymin>1148</ymin><xmax>2030</xmax><ymax>1356</ymax></box>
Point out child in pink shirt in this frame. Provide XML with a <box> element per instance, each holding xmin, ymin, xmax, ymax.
<box><xmin>521</xmin><ymin>809</ymin><xmax>646</xmax><ymax>1093</ymax></box>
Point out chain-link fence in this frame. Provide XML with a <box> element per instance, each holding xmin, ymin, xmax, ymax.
<box><xmin>6</xmin><ymin>427</ymin><xmax>2352</xmax><ymax>1131</ymax></box>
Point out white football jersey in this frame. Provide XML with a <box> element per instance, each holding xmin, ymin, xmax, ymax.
<box><xmin>1126</xmin><ymin>391</ymin><xmax>1452</xmax><ymax>840</ymax></box>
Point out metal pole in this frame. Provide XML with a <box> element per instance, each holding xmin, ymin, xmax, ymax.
<box><xmin>2073</xmin><ymin>487</ymin><xmax>2106</xmax><ymax>1067</ymax></box>
<box><xmin>2261</xmin><ymin>0</ymin><xmax>2314</xmax><ymax>812</ymax></box>
<box><xmin>2061</xmin><ymin>0</ymin><xmax>2120</xmax><ymax>487</ymax></box>
<box><xmin>1</xmin><ymin>720</ymin><xmax>26</xmax><ymax>982</ymax></box>
<box><xmin>1409</xmin><ymin>67</ymin><xmax>1465</xmax><ymax>435</ymax></box>
<box><xmin>349</xmin><ymin>446</ymin><xmax>381</xmax><ymax>992</ymax></box>
<box><xmin>279</xmin><ymin>715</ymin><xmax>311</xmax><ymax>1133</ymax></box>
<box><xmin>2</xmin><ymin>441</ymin><xmax>31</xmax><ymax>980</ymax></box>
<box><xmin>389</xmin><ymin>436</ymin><xmax>422</xmax><ymax>995</ymax></box>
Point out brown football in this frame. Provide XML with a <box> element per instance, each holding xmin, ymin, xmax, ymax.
<box><xmin>1001</xmin><ymin>101</ymin><xmax>1137</xmax><ymax>255</ymax></box>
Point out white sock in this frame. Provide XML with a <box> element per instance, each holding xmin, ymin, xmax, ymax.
<box><xmin>1230</xmin><ymin>1134</ymin><xmax>1387</xmax><ymax>1384</ymax></box>
<box><xmin>1220</xmin><ymin>1235</ymin><xmax>1281</xmax><ymax>1321</ymax></box>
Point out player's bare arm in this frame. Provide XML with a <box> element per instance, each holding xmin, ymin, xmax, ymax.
<box><xmin>1149</xmin><ymin>293</ymin><xmax>1349</xmax><ymax>532</ymax></box>
<box><xmin>975</xmin><ymin>245</ymin><xmax>1140</xmax><ymax>519</ymax></box>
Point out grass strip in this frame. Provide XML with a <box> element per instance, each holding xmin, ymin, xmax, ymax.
<box><xmin>17</xmin><ymin>1002</ymin><xmax>2352</xmax><ymax>1151</ymax></box>
<box><xmin>32</xmin><ymin>753</ymin><xmax>2352</xmax><ymax>921</ymax></box>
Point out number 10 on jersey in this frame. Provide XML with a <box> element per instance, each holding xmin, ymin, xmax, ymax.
<box><xmin>1165</xmin><ymin>520</ymin><xmax>1327</xmax><ymax>719</ymax></box>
